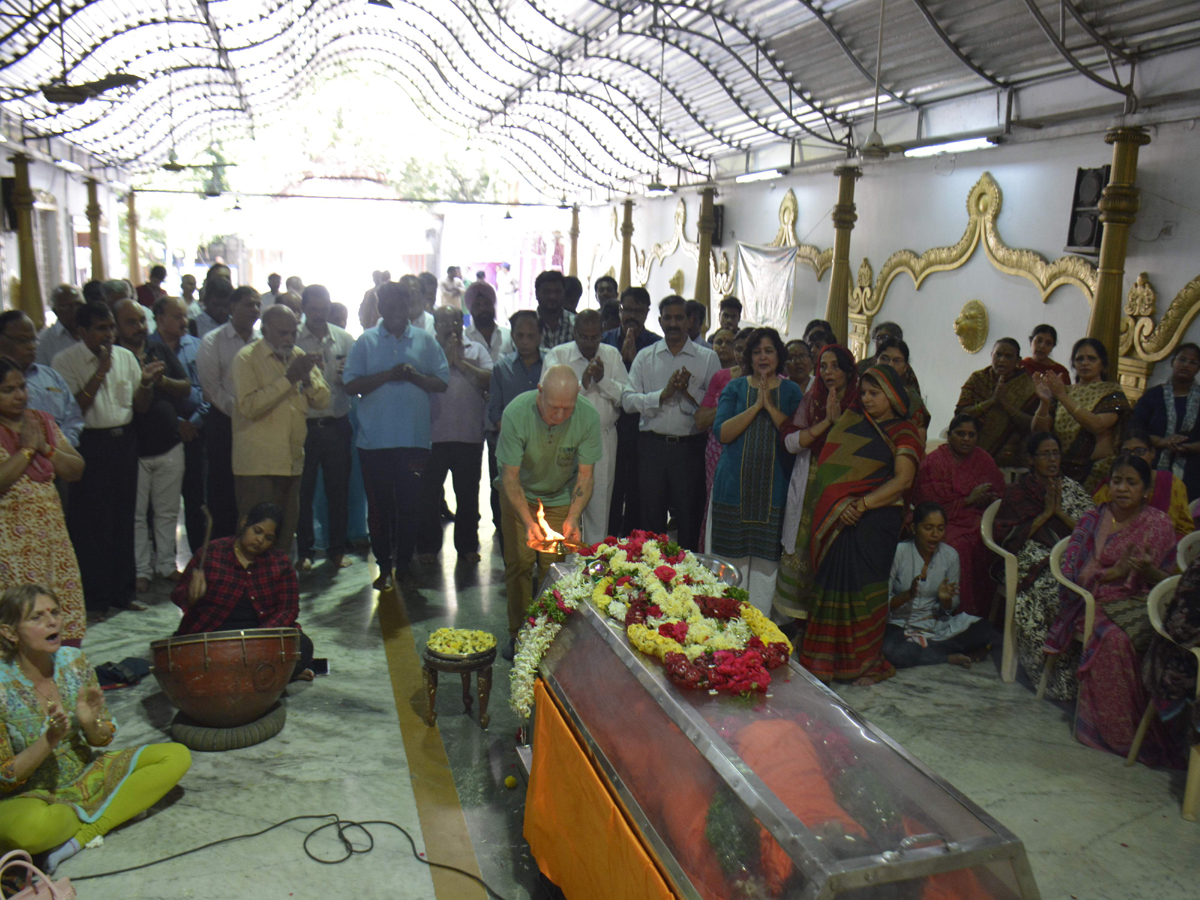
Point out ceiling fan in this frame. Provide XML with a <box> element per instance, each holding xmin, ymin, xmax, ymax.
<box><xmin>160</xmin><ymin>148</ymin><xmax>240</xmax><ymax>174</ymax></box>
<box><xmin>40</xmin><ymin>0</ymin><xmax>141</xmax><ymax>105</ymax></box>
<box><xmin>42</xmin><ymin>72</ymin><xmax>141</xmax><ymax>105</ymax></box>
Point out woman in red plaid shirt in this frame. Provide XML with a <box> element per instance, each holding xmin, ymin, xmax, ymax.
<box><xmin>171</xmin><ymin>502</ymin><xmax>315</xmax><ymax>681</ymax></box>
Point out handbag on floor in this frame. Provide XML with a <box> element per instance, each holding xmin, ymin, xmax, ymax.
<box><xmin>0</xmin><ymin>850</ymin><xmax>75</xmax><ymax>900</ymax></box>
<box><xmin>95</xmin><ymin>656</ymin><xmax>151</xmax><ymax>690</ymax></box>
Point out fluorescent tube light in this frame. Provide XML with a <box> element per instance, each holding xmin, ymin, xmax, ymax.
<box><xmin>904</xmin><ymin>137</ymin><xmax>995</xmax><ymax>158</ymax></box>
<box><xmin>54</xmin><ymin>159</ymin><xmax>85</xmax><ymax>172</ymax></box>
<box><xmin>734</xmin><ymin>168</ymin><xmax>786</xmax><ymax>184</ymax></box>
<box><xmin>109</xmin><ymin>180</ymin><xmax>130</xmax><ymax>192</ymax></box>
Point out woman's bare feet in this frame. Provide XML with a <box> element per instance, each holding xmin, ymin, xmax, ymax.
<box><xmin>947</xmin><ymin>653</ymin><xmax>972</xmax><ymax>668</ymax></box>
<box><xmin>295</xmin><ymin>668</ymin><xmax>315</xmax><ymax>682</ymax></box>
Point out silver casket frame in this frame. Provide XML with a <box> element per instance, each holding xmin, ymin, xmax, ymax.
<box><xmin>530</xmin><ymin>560</ymin><xmax>1041</xmax><ymax>900</ymax></box>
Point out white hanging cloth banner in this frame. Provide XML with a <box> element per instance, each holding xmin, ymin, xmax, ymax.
<box><xmin>735</xmin><ymin>243</ymin><xmax>797</xmax><ymax>334</ymax></box>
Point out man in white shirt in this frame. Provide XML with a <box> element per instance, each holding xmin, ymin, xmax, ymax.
<box><xmin>403</xmin><ymin>274</ymin><xmax>436</xmax><ymax>332</ymax></box>
<box><xmin>36</xmin><ymin>284</ymin><xmax>84</xmax><ymax>366</ymax></box>
<box><xmin>182</xmin><ymin>273</ymin><xmax>201</xmax><ymax>320</ymax></box>
<box><xmin>464</xmin><ymin>281</ymin><xmax>513</xmax><ymax>363</ymax></box>
<box><xmin>621</xmin><ymin>295</ymin><xmax>720</xmax><ymax>551</ymax></box>
<box><xmin>497</xmin><ymin>262</ymin><xmax>519</xmax><ymax>322</ymax></box>
<box><xmin>295</xmin><ymin>285</ymin><xmax>357</xmax><ymax>571</ymax></box>
<box><xmin>464</xmin><ymin>280</ymin><xmax>513</xmax><ymax>541</ymax></box>
<box><xmin>261</xmin><ymin>273</ymin><xmax>283</xmax><ymax>310</ymax></box>
<box><xmin>192</xmin><ymin>275</ymin><xmax>233</xmax><ymax>339</ymax></box>
<box><xmin>197</xmin><ymin>286</ymin><xmax>261</xmax><ymax>538</ymax></box>
<box><xmin>416</xmin><ymin>307</ymin><xmax>493</xmax><ymax>563</ymax></box>
<box><xmin>53</xmin><ymin>301</ymin><xmax>162</xmax><ymax>617</ymax></box>
<box><xmin>543</xmin><ymin>309</ymin><xmax>626</xmax><ymax>544</ymax></box>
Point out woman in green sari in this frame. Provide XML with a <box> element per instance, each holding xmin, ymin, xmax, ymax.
<box><xmin>1032</xmin><ymin>337</ymin><xmax>1130</xmax><ymax>493</ymax></box>
<box><xmin>800</xmin><ymin>365</ymin><xmax>924</xmax><ymax>685</ymax></box>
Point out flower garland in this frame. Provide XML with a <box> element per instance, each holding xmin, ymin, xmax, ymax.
<box><xmin>509</xmin><ymin>531</ymin><xmax>793</xmax><ymax>719</ymax></box>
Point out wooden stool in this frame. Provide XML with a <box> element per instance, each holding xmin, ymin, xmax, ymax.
<box><xmin>422</xmin><ymin>646</ymin><xmax>496</xmax><ymax>729</ymax></box>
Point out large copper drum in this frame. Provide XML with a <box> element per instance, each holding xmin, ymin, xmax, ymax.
<box><xmin>151</xmin><ymin>628</ymin><xmax>300</xmax><ymax>728</ymax></box>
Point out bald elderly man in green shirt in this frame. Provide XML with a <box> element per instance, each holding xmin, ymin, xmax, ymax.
<box><xmin>497</xmin><ymin>364</ymin><xmax>603</xmax><ymax>654</ymax></box>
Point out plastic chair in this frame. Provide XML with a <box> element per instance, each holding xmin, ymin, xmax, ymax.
<box><xmin>1177</xmin><ymin>530</ymin><xmax>1200</xmax><ymax>575</ymax></box>
<box><xmin>1039</xmin><ymin>537</ymin><xmax>1096</xmax><ymax>700</ymax></box>
<box><xmin>1125</xmin><ymin>574</ymin><xmax>1200</xmax><ymax>821</ymax></box>
<box><xmin>980</xmin><ymin>499</ymin><xmax>1018</xmax><ymax>683</ymax></box>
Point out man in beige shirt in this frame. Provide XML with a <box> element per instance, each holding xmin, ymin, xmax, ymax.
<box><xmin>232</xmin><ymin>304</ymin><xmax>330</xmax><ymax>553</ymax></box>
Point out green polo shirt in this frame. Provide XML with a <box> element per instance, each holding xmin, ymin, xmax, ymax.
<box><xmin>495</xmin><ymin>391</ymin><xmax>603</xmax><ymax>506</ymax></box>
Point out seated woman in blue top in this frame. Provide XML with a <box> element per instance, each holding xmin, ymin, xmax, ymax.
<box><xmin>711</xmin><ymin>327</ymin><xmax>803</xmax><ymax>613</ymax></box>
<box><xmin>883</xmin><ymin>502</ymin><xmax>997</xmax><ymax>669</ymax></box>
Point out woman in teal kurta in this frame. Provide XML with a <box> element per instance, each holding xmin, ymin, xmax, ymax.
<box><xmin>0</xmin><ymin>584</ymin><xmax>191</xmax><ymax>869</ymax></box>
<box><xmin>711</xmin><ymin>328</ymin><xmax>803</xmax><ymax>614</ymax></box>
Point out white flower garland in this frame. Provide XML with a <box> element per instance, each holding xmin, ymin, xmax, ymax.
<box><xmin>509</xmin><ymin>567</ymin><xmax>592</xmax><ymax>719</ymax></box>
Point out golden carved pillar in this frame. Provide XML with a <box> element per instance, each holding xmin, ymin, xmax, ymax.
<box><xmin>127</xmin><ymin>190</ymin><xmax>140</xmax><ymax>284</ymax></box>
<box><xmin>618</xmin><ymin>199</ymin><xmax>634</xmax><ymax>292</ymax></box>
<box><xmin>1088</xmin><ymin>127</ymin><xmax>1151</xmax><ymax>364</ymax></box>
<box><xmin>568</xmin><ymin>204</ymin><xmax>580</xmax><ymax>278</ymax></box>
<box><xmin>86</xmin><ymin>178</ymin><xmax>106</xmax><ymax>282</ymax></box>
<box><xmin>695</xmin><ymin>187</ymin><xmax>716</xmax><ymax>311</ymax></box>
<box><xmin>10</xmin><ymin>153</ymin><xmax>44</xmax><ymax>328</ymax></box>
<box><xmin>825</xmin><ymin>166</ymin><xmax>861</xmax><ymax>345</ymax></box>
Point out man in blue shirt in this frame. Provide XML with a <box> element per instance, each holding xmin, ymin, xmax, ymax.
<box><xmin>149</xmin><ymin>296</ymin><xmax>209</xmax><ymax>554</ymax></box>
<box><xmin>600</xmin><ymin>287</ymin><xmax>661</xmax><ymax>536</ymax></box>
<box><xmin>487</xmin><ymin>310</ymin><xmax>544</xmax><ymax>551</ymax></box>
<box><xmin>0</xmin><ymin>310</ymin><xmax>83</xmax><ymax>448</ymax></box>
<box><xmin>344</xmin><ymin>279</ymin><xmax>449</xmax><ymax>591</ymax></box>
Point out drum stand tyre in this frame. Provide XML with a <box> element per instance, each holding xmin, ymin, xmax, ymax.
<box><xmin>170</xmin><ymin>702</ymin><xmax>287</xmax><ymax>752</ymax></box>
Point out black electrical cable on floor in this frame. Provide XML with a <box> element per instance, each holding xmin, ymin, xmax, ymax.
<box><xmin>67</xmin><ymin>813</ymin><xmax>512</xmax><ymax>900</ymax></box>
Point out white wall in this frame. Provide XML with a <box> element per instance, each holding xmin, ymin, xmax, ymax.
<box><xmin>577</xmin><ymin>120</ymin><xmax>1200</xmax><ymax>435</ymax></box>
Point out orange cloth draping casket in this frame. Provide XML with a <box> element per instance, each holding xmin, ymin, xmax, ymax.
<box><xmin>524</xmin><ymin>679</ymin><xmax>677</xmax><ymax>900</ymax></box>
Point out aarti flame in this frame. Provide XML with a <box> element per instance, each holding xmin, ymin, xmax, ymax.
<box><xmin>535</xmin><ymin>500</ymin><xmax>564</xmax><ymax>542</ymax></box>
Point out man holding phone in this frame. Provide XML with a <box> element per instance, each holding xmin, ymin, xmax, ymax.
<box><xmin>296</xmin><ymin>285</ymin><xmax>357</xmax><ymax>571</ymax></box>
<box><xmin>232</xmin><ymin>304</ymin><xmax>330</xmax><ymax>554</ymax></box>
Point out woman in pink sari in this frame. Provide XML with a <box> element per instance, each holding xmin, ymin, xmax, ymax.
<box><xmin>911</xmin><ymin>414</ymin><xmax>1005</xmax><ymax>618</ymax></box>
<box><xmin>1045</xmin><ymin>452</ymin><xmax>1178</xmax><ymax>764</ymax></box>
<box><xmin>696</xmin><ymin>327</ymin><xmax>745</xmax><ymax>550</ymax></box>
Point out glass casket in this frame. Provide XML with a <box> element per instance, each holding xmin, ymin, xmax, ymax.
<box><xmin>529</xmin><ymin>561</ymin><xmax>1041</xmax><ymax>900</ymax></box>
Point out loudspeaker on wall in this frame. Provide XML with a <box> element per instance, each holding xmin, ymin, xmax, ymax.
<box><xmin>1064</xmin><ymin>165</ymin><xmax>1110</xmax><ymax>256</ymax></box>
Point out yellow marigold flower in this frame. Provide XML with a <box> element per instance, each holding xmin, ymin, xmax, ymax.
<box><xmin>627</xmin><ymin>624</ymin><xmax>683</xmax><ymax>661</ymax></box>
<box><xmin>592</xmin><ymin>577</ymin><xmax>614</xmax><ymax>613</ymax></box>
<box><xmin>739</xmin><ymin>603</ymin><xmax>793</xmax><ymax>655</ymax></box>
<box><xmin>428</xmin><ymin>628</ymin><xmax>497</xmax><ymax>656</ymax></box>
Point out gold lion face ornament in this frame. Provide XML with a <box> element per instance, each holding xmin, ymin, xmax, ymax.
<box><xmin>954</xmin><ymin>299</ymin><xmax>989</xmax><ymax>353</ymax></box>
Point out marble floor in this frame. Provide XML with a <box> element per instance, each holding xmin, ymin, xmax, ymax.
<box><xmin>46</xmin><ymin>486</ymin><xmax>1200</xmax><ymax>900</ymax></box>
